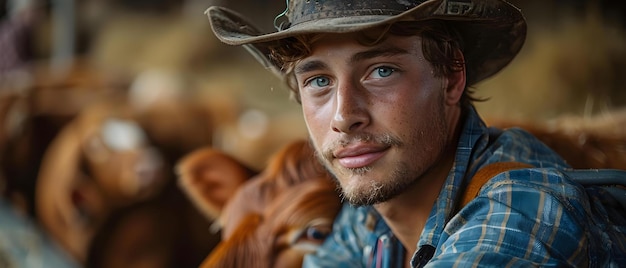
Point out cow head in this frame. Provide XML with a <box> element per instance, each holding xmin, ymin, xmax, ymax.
<box><xmin>177</xmin><ymin>139</ymin><xmax>342</xmax><ymax>268</ymax></box>
<box><xmin>35</xmin><ymin>102</ymin><xmax>169</xmax><ymax>263</ymax></box>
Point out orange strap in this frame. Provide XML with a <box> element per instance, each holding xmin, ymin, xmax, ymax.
<box><xmin>460</xmin><ymin>162</ymin><xmax>534</xmax><ymax>207</ymax></box>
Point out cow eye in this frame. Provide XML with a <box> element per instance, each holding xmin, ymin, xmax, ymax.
<box><xmin>286</xmin><ymin>220</ymin><xmax>334</xmax><ymax>250</ymax></box>
<box><xmin>304</xmin><ymin>224</ymin><xmax>331</xmax><ymax>242</ymax></box>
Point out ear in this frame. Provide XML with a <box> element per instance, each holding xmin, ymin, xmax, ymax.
<box><xmin>176</xmin><ymin>147</ymin><xmax>256</xmax><ymax>220</ymax></box>
<box><xmin>444</xmin><ymin>51</ymin><xmax>466</xmax><ymax>106</ymax></box>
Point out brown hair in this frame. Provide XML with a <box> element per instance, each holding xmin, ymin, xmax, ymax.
<box><xmin>269</xmin><ymin>20</ymin><xmax>484</xmax><ymax>107</ymax></box>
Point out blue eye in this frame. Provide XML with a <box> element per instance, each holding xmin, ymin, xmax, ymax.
<box><xmin>310</xmin><ymin>76</ymin><xmax>330</xmax><ymax>88</ymax></box>
<box><xmin>374</xmin><ymin>67</ymin><xmax>395</xmax><ymax>78</ymax></box>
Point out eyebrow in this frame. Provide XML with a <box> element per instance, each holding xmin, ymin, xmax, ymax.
<box><xmin>294</xmin><ymin>45</ymin><xmax>410</xmax><ymax>75</ymax></box>
<box><xmin>295</xmin><ymin>60</ymin><xmax>328</xmax><ymax>75</ymax></box>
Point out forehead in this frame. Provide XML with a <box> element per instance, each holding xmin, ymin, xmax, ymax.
<box><xmin>295</xmin><ymin>32</ymin><xmax>423</xmax><ymax>68</ymax></box>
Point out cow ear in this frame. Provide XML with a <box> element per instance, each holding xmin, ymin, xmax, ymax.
<box><xmin>176</xmin><ymin>147</ymin><xmax>257</xmax><ymax>220</ymax></box>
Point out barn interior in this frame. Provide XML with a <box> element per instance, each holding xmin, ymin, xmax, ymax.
<box><xmin>0</xmin><ymin>0</ymin><xmax>624</xmax><ymax>267</ymax></box>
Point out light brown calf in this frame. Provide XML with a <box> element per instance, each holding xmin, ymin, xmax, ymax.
<box><xmin>35</xmin><ymin>101</ymin><xmax>170</xmax><ymax>263</ymax></box>
<box><xmin>177</xmin><ymin>139</ymin><xmax>342</xmax><ymax>268</ymax></box>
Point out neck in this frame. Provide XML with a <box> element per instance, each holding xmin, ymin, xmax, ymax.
<box><xmin>373</xmin><ymin>150</ymin><xmax>455</xmax><ymax>254</ymax></box>
<box><xmin>374</xmin><ymin>106</ymin><xmax>463</xmax><ymax>254</ymax></box>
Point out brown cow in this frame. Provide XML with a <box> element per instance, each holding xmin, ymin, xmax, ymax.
<box><xmin>84</xmin><ymin>181</ymin><xmax>221</xmax><ymax>268</ymax></box>
<box><xmin>487</xmin><ymin>109</ymin><xmax>626</xmax><ymax>169</ymax></box>
<box><xmin>177</xmin><ymin>139</ymin><xmax>342</xmax><ymax>268</ymax></box>
<box><xmin>35</xmin><ymin>97</ymin><xmax>221</xmax><ymax>266</ymax></box>
<box><xmin>35</xmin><ymin>101</ymin><xmax>170</xmax><ymax>263</ymax></box>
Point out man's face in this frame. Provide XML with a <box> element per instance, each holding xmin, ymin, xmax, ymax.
<box><xmin>294</xmin><ymin>33</ymin><xmax>454</xmax><ymax>206</ymax></box>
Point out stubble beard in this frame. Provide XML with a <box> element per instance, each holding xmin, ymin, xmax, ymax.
<box><xmin>314</xmin><ymin>133</ymin><xmax>415</xmax><ymax>206</ymax></box>
<box><xmin>345</xmin><ymin>162</ymin><xmax>411</xmax><ymax>206</ymax></box>
<box><xmin>314</xmin><ymin>102</ymin><xmax>449</xmax><ymax>207</ymax></box>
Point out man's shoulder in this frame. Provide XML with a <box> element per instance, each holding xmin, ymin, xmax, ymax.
<box><xmin>481</xmin><ymin>167</ymin><xmax>585</xmax><ymax>200</ymax></box>
<box><xmin>494</xmin><ymin>126</ymin><xmax>549</xmax><ymax>150</ymax></box>
<box><xmin>479</xmin><ymin>126</ymin><xmax>570</xmax><ymax>168</ymax></box>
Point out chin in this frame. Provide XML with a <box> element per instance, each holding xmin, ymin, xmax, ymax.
<box><xmin>338</xmin><ymin>175</ymin><xmax>384</xmax><ymax>206</ymax></box>
<box><xmin>342</xmin><ymin>165</ymin><xmax>414</xmax><ymax>206</ymax></box>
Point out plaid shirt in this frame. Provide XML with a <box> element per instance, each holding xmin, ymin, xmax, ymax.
<box><xmin>303</xmin><ymin>106</ymin><xmax>626</xmax><ymax>267</ymax></box>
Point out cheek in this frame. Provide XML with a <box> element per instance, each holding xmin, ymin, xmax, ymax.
<box><xmin>301</xmin><ymin>102</ymin><xmax>328</xmax><ymax>139</ymax></box>
<box><xmin>388</xmin><ymin>91</ymin><xmax>443</xmax><ymax>139</ymax></box>
<box><xmin>379</xmin><ymin>94</ymin><xmax>422</xmax><ymax>126</ymax></box>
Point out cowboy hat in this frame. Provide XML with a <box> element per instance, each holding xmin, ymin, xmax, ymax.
<box><xmin>206</xmin><ymin>0</ymin><xmax>526</xmax><ymax>85</ymax></box>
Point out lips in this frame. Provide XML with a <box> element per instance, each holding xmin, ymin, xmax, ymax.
<box><xmin>333</xmin><ymin>144</ymin><xmax>389</xmax><ymax>169</ymax></box>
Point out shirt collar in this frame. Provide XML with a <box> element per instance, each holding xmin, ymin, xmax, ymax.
<box><xmin>417</xmin><ymin>105</ymin><xmax>489</xmax><ymax>248</ymax></box>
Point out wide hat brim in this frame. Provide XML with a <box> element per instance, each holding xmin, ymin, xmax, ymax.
<box><xmin>206</xmin><ymin>0</ymin><xmax>526</xmax><ymax>85</ymax></box>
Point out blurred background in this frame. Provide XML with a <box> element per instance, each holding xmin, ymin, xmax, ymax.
<box><xmin>0</xmin><ymin>0</ymin><xmax>624</xmax><ymax>267</ymax></box>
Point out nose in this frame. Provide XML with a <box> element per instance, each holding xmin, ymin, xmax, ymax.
<box><xmin>330</xmin><ymin>80</ymin><xmax>370</xmax><ymax>133</ymax></box>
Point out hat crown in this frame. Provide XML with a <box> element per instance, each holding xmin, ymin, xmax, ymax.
<box><xmin>276</xmin><ymin>0</ymin><xmax>427</xmax><ymax>30</ymax></box>
<box><xmin>208</xmin><ymin>0</ymin><xmax>526</xmax><ymax>85</ymax></box>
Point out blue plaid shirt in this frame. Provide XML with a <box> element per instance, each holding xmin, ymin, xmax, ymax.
<box><xmin>303</xmin><ymin>106</ymin><xmax>626</xmax><ymax>267</ymax></box>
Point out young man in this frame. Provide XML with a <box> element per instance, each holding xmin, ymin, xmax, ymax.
<box><xmin>205</xmin><ymin>0</ymin><xmax>625</xmax><ymax>267</ymax></box>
